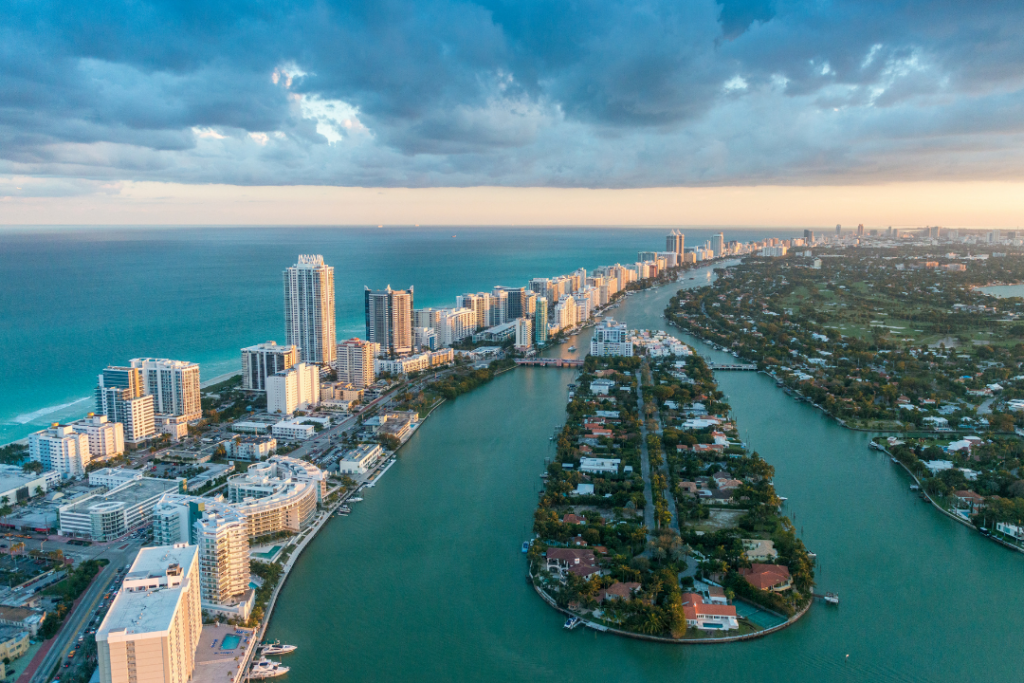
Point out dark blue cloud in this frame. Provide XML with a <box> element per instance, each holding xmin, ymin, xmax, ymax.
<box><xmin>2</xmin><ymin>0</ymin><xmax>1023</xmax><ymax>189</ymax></box>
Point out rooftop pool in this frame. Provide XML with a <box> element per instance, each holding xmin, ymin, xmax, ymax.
<box><xmin>221</xmin><ymin>634</ymin><xmax>242</xmax><ymax>650</ymax></box>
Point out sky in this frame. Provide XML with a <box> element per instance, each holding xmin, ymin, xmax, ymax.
<box><xmin>3</xmin><ymin>0</ymin><xmax>1024</xmax><ymax>226</ymax></box>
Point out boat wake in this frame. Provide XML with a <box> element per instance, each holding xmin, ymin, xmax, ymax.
<box><xmin>11</xmin><ymin>397</ymin><xmax>91</xmax><ymax>424</ymax></box>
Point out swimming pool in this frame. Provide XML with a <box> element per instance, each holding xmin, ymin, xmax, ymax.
<box><xmin>221</xmin><ymin>635</ymin><xmax>242</xmax><ymax>650</ymax></box>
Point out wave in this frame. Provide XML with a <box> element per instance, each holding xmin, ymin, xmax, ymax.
<box><xmin>11</xmin><ymin>397</ymin><xmax>91</xmax><ymax>424</ymax></box>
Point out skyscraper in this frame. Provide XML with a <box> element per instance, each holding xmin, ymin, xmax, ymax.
<box><xmin>857</xmin><ymin>224</ymin><xmax>865</xmax><ymax>236</ymax></box>
<box><xmin>711</xmin><ymin>233</ymin><xmax>724</xmax><ymax>258</ymax></box>
<box><xmin>241</xmin><ymin>341</ymin><xmax>298</xmax><ymax>392</ymax></box>
<box><xmin>534</xmin><ymin>296</ymin><xmax>548</xmax><ymax>345</ymax></box>
<box><xmin>666</xmin><ymin>230</ymin><xmax>684</xmax><ymax>255</ymax></box>
<box><xmin>29</xmin><ymin>424</ymin><xmax>91</xmax><ymax>479</ymax></box>
<box><xmin>96</xmin><ymin>366</ymin><xmax>155</xmax><ymax>443</ymax></box>
<box><xmin>835</xmin><ymin>224</ymin><xmax>842</xmax><ymax>235</ymax></box>
<box><xmin>803</xmin><ymin>229</ymin><xmax>814</xmax><ymax>243</ymax></box>
<box><xmin>130</xmin><ymin>358</ymin><xmax>201</xmax><ymax>421</ymax></box>
<box><xmin>364</xmin><ymin>285</ymin><xmax>414</xmax><ymax>358</ymax></box>
<box><xmin>284</xmin><ymin>255</ymin><xmax>337</xmax><ymax>365</ymax></box>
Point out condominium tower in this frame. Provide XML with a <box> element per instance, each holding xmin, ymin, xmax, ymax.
<box><xmin>130</xmin><ymin>358</ymin><xmax>201</xmax><ymax>421</ymax></box>
<box><xmin>534</xmin><ymin>296</ymin><xmax>548</xmax><ymax>345</ymax></box>
<box><xmin>365</xmin><ymin>285</ymin><xmax>414</xmax><ymax>358</ymax></box>
<box><xmin>266</xmin><ymin>363</ymin><xmax>321</xmax><ymax>415</ymax></box>
<box><xmin>72</xmin><ymin>414</ymin><xmax>125</xmax><ymax>459</ymax></box>
<box><xmin>335</xmin><ymin>338</ymin><xmax>376</xmax><ymax>388</ymax></box>
<box><xmin>241</xmin><ymin>341</ymin><xmax>298</xmax><ymax>391</ymax></box>
<box><xmin>29</xmin><ymin>424</ymin><xmax>91</xmax><ymax>479</ymax></box>
<box><xmin>666</xmin><ymin>230</ymin><xmax>684</xmax><ymax>255</ymax></box>
<box><xmin>96</xmin><ymin>366</ymin><xmax>156</xmax><ymax>443</ymax></box>
<box><xmin>96</xmin><ymin>544</ymin><xmax>202</xmax><ymax>683</ymax></box>
<box><xmin>711</xmin><ymin>233</ymin><xmax>724</xmax><ymax>258</ymax></box>
<box><xmin>284</xmin><ymin>255</ymin><xmax>337</xmax><ymax>365</ymax></box>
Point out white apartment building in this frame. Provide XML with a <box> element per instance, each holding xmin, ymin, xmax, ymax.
<box><xmin>59</xmin><ymin>478</ymin><xmax>180</xmax><ymax>541</ymax></box>
<box><xmin>72</xmin><ymin>414</ymin><xmax>125</xmax><ymax>459</ymax></box>
<box><xmin>29</xmin><ymin>424</ymin><xmax>91</xmax><ymax>479</ymax></box>
<box><xmin>130</xmin><ymin>358</ymin><xmax>202</xmax><ymax>421</ymax></box>
<box><xmin>194</xmin><ymin>510</ymin><xmax>252</xmax><ymax>618</ymax></box>
<box><xmin>590</xmin><ymin>319</ymin><xmax>634</xmax><ymax>357</ymax></box>
<box><xmin>97</xmin><ymin>545</ymin><xmax>202</xmax><ymax>683</ymax></box>
<box><xmin>335</xmin><ymin>338</ymin><xmax>376</xmax><ymax>388</ymax></box>
<box><xmin>88</xmin><ymin>467</ymin><xmax>144</xmax><ymax>489</ymax></box>
<box><xmin>285</xmin><ymin>255</ymin><xmax>337</xmax><ymax>365</ymax></box>
<box><xmin>224</xmin><ymin>436</ymin><xmax>277</xmax><ymax>461</ymax></box>
<box><xmin>270</xmin><ymin>419</ymin><xmax>315</xmax><ymax>441</ymax></box>
<box><xmin>266</xmin><ymin>362</ymin><xmax>320</xmax><ymax>415</ymax></box>
<box><xmin>435</xmin><ymin>307</ymin><xmax>476</xmax><ymax>347</ymax></box>
<box><xmin>241</xmin><ymin>341</ymin><xmax>297</xmax><ymax>392</ymax></box>
<box><xmin>0</xmin><ymin>465</ymin><xmax>60</xmax><ymax>505</ymax></box>
<box><xmin>553</xmin><ymin>295</ymin><xmax>577</xmax><ymax>331</ymax></box>
<box><xmin>413</xmin><ymin>326</ymin><xmax>437</xmax><ymax>350</ymax></box>
<box><xmin>515</xmin><ymin>318</ymin><xmax>533</xmax><ymax>348</ymax></box>
<box><xmin>96</xmin><ymin>367</ymin><xmax>156</xmax><ymax>444</ymax></box>
<box><xmin>338</xmin><ymin>443</ymin><xmax>384</xmax><ymax>474</ymax></box>
<box><xmin>365</xmin><ymin>285</ymin><xmax>414</xmax><ymax>358</ymax></box>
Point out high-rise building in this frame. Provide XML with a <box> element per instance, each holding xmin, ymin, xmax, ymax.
<box><xmin>241</xmin><ymin>341</ymin><xmax>298</xmax><ymax>392</ymax></box>
<box><xmin>514</xmin><ymin>318</ymin><xmax>533</xmax><ymax>348</ymax></box>
<box><xmin>96</xmin><ymin>366</ymin><xmax>156</xmax><ymax>444</ymax></box>
<box><xmin>284</xmin><ymin>255</ymin><xmax>337</xmax><ymax>365</ymax></box>
<box><xmin>435</xmin><ymin>308</ymin><xmax>476</xmax><ymax>347</ymax></box>
<box><xmin>666</xmin><ymin>230</ymin><xmax>685</xmax><ymax>255</ymax></box>
<box><xmin>130</xmin><ymin>358</ymin><xmax>201</xmax><ymax>421</ymax></box>
<box><xmin>266</xmin><ymin>363</ymin><xmax>320</xmax><ymax>415</ymax></box>
<box><xmin>413</xmin><ymin>307</ymin><xmax>443</xmax><ymax>330</ymax></box>
<box><xmin>97</xmin><ymin>545</ymin><xmax>202</xmax><ymax>683</ymax></box>
<box><xmin>364</xmin><ymin>285</ymin><xmax>414</xmax><ymax>358</ymax></box>
<box><xmin>711</xmin><ymin>233</ymin><xmax>724</xmax><ymax>258</ymax></box>
<box><xmin>803</xmin><ymin>229</ymin><xmax>814</xmax><ymax>243</ymax></box>
<box><xmin>857</xmin><ymin>224</ymin><xmax>865</xmax><ymax>236</ymax></box>
<box><xmin>534</xmin><ymin>297</ymin><xmax>548</xmax><ymax>345</ymax></box>
<box><xmin>553</xmin><ymin>295</ymin><xmax>577</xmax><ymax>331</ymax></box>
<box><xmin>71</xmin><ymin>414</ymin><xmax>124</xmax><ymax>460</ymax></box>
<box><xmin>29</xmin><ymin>424</ymin><xmax>91</xmax><ymax>479</ymax></box>
<box><xmin>335</xmin><ymin>338</ymin><xmax>376</xmax><ymax>388</ymax></box>
<box><xmin>835</xmin><ymin>224</ymin><xmax>842</xmax><ymax>235</ymax></box>
<box><xmin>590</xmin><ymin>319</ymin><xmax>633</xmax><ymax>356</ymax></box>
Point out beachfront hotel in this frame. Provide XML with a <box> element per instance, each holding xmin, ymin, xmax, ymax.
<box><xmin>241</xmin><ymin>341</ymin><xmax>298</xmax><ymax>392</ymax></box>
<box><xmin>71</xmin><ymin>413</ymin><xmax>125</xmax><ymax>459</ymax></box>
<box><xmin>266</xmin><ymin>362</ymin><xmax>320</xmax><ymax>415</ymax></box>
<box><xmin>284</xmin><ymin>255</ymin><xmax>337</xmax><ymax>365</ymax></box>
<box><xmin>96</xmin><ymin>366</ymin><xmax>157</xmax><ymax>443</ymax></box>
<box><xmin>129</xmin><ymin>358</ymin><xmax>202</xmax><ymax>422</ymax></box>
<box><xmin>97</xmin><ymin>545</ymin><xmax>202</xmax><ymax>683</ymax></box>
<box><xmin>28</xmin><ymin>423</ymin><xmax>91</xmax><ymax>479</ymax></box>
<box><xmin>335</xmin><ymin>337</ymin><xmax>377</xmax><ymax>388</ymax></box>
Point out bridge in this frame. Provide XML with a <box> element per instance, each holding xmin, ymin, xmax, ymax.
<box><xmin>515</xmin><ymin>358</ymin><xmax>585</xmax><ymax>368</ymax></box>
<box><xmin>709</xmin><ymin>363</ymin><xmax>758</xmax><ymax>371</ymax></box>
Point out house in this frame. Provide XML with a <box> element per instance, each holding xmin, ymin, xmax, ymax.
<box><xmin>570</xmin><ymin>535</ymin><xmax>588</xmax><ymax>547</ymax></box>
<box><xmin>742</xmin><ymin>539</ymin><xmax>778</xmax><ymax>562</ymax></box>
<box><xmin>706</xmin><ymin>586</ymin><xmax>728</xmax><ymax>605</ymax></box>
<box><xmin>0</xmin><ymin>606</ymin><xmax>45</xmax><ymax>637</ymax></box>
<box><xmin>597</xmin><ymin>581</ymin><xmax>640</xmax><ymax>603</ymax></box>
<box><xmin>545</xmin><ymin>548</ymin><xmax>600</xmax><ymax>578</ymax></box>
<box><xmin>563</xmin><ymin>513</ymin><xmax>586</xmax><ymax>525</ymax></box>
<box><xmin>590</xmin><ymin>379</ymin><xmax>616</xmax><ymax>395</ymax></box>
<box><xmin>739</xmin><ymin>564</ymin><xmax>792</xmax><ymax>592</ymax></box>
<box><xmin>681</xmin><ymin>593</ymin><xmax>739</xmax><ymax>630</ymax></box>
<box><xmin>953</xmin><ymin>490</ymin><xmax>985</xmax><ymax>510</ymax></box>
<box><xmin>579</xmin><ymin>458</ymin><xmax>620</xmax><ymax>475</ymax></box>
<box><xmin>678</xmin><ymin>481</ymin><xmax>699</xmax><ymax>495</ymax></box>
<box><xmin>571</xmin><ymin>483</ymin><xmax>595</xmax><ymax>496</ymax></box>
<box><xmin>712</xmin><ymin>472</ymin><xmax>743</xmax><ymax>489</ymax></box>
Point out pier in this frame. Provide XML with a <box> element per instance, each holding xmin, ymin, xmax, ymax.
<box><xmin>515</xmin><ymin>358</ymin><xmax>585</xmax><ymax>368</ymax></box>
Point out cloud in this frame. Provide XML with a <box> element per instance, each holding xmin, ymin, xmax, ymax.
<box><xmin>1</xmin><ymin>0</ymin><xmax>1023</xmax><ymax>190</ymax></box>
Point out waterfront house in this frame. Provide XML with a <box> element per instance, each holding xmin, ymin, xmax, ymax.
<box><xmin>953</xmin><ymin>490</ymin><xmax>985</xmax><ymax>511</ymax></box>
<box><xmin>706</xmin><ymin>586</ymin><xmax>728</xmax><ymax>605</ymax></box>
<box><xmin>597</xmin><ymin>581</ymin><xmax>641</xmax><ymax>603</ymax></box>
<box><xmin>545</xmin><ymin>548</ymin><xmax>600</xmax><ymax>578</ymax></box>
<box><xmin>563</xmin><ymin>513</ymin><xmax>586</xmax><ymax>525</ymax></box>
<box><xmin>571</xmin><ymin>483</ymin><xmax>595</xmax><ymax>496</ymax></box>
<box><xmin>741</xmin><ymin>539</ymin><xmax>778</xmax><ymax>562</ymax></box>
<box><xmin>739</xmin><ymin>564</ymin><xmax>792</xmax><ymax>592</ymax></box>
<box><xmin>590</xmin><ymin>379</ymin><xmax>616</xmax><ymax>395</ymax></box>
<box><xmin>681</xmin><ymin>593</ymin><xmax>739</xmax><ymax>630</ymax></box>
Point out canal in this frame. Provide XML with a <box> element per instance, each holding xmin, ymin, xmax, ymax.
<box><xmin>267</xmin><ymin>264</ymin><xmax>1024</xmax><ymax>682</ymax></box>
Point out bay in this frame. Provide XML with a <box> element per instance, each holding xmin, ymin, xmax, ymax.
<box><xmin>265</xmin><ymin>265</ymin><xmax>1024</xmax><ymax>682</ymax></box>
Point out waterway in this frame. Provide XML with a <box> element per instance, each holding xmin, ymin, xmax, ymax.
<box><xmin>979</xmin><ymin>283</ymin><xmax>1024</xmax><ymax>299</ymax></box>
<box><xmin>266</xmin><ymin>263</ymin><xmax>1024</xmax><ymax>682</ymax></box>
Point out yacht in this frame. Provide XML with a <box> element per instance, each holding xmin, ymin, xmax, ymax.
<box><xmin>563</xmin><ymin>617</ymin><xmax>582</xmax><ymax>629</ymax></box>
<box><xmin>348</xmin><ymin>497</ymin><xmax>364</xmax><ymax>503</ymax></box>
<box><xmin>522</xmin><ymin>541</ymin><xmax>530</xmax><ymax>553</ymax></box>
<box><xmin>248</xmin><ymin>658</ymin><xmax>290</xmax><ymax>679</ymax></box>
<box><xmin>261</xmin><ymin>642</ymin><xmax>297</xmax><ymax>656</ymax></box>
<box><xmin>567</xmin><ymin>346</ymin><xmax>576</xmax><ymax>352</ymax></box>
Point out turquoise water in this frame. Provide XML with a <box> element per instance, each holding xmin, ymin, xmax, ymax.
<box><xmin>264</xmin><ymin>267</ymin><xmax>1024</xmax><ymax>682</ymax></box>
<box><xmin>220</xmin><ymin>635</ymin><xmax>241</xmax><ymax>650</ymax></box>
<box><xmin>0</xmin><ymin>226</ymin><xmax>798</xmax><ymax>444</ymax></box>
<box><xmin>979</xmin><ymin>283</ymin><xmax>1024</xmax><ymax>299</ymax></box>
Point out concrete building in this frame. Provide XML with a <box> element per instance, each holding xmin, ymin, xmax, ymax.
<box><xmin>0</xmin><ymin>606</ymin><xmax>45</xmax><ymax>638</ymax></box>
<box><xmin>270</xmin><ymin>419</ymin><xmax>316</xmax><ymax>441</ymax></box>
<box><xmin>29</xmin><ymin>424</ymin><xmax>91</xmax><ymax>479</ymax></box>
<box><xmin>97</xmin><ymin>545</ymin><xmax>202</xmax><ymax>683</ymax></box>
<box><xmin>666</xmin><ymin>230</ymin><xmax>684</xmax><ymax>255</ymax></box>
<box><xmin>0</xmin><ymin>465</ymin><xmax>59</xmax><ymax>505</ymax></box>
<box><xmin>590</xmin><ymin>319</ymin><xmax>633</xmax><ymax>357</ymax></box>
<box><xmin>96</xmin><ymin>366</ymin><xmax>156</xmax><ymax>444</ymax></box>
<box><xmin>284</xmin><ymin>255</ymin><xmax>337</xmax><ymax>365</ymax></box>
<box><xmin>241</xmin><ymin>341</ymin><xmax>298</xmax><ymax>392</ymax></box>
<box><xmin>553</xmin><ymin>295</ymin><xmax>577</xmax><ymax>332</ymax></box>
<box><xmin>365</xmin><ymin>285</ymin><xmax>414</xmax><ymax>358</ymax></box>
<box><xmin>413</xmin><ymin>326</ymin><xmax>437</xmax><ymax>351</ymax></box>
<box><xmin>224</xmin><ymin>436</ymin><xmax>277</xmax><ymax>461</ymax></box>
<box><xmin>515</xmin><ymin>318</ymin><xmax>533</xmax><ymax>349</ymax></box>
<box><xmin>88</xmin><ymin>467</ymin><xmax>144</xmax><ymax>489</ymax></box>
<box><xmin>266</xmin><ymin>362</ymin><xmax>320</xmax><ymax>415</ymax></box>
<box><xmin>223</xmin><ymin>458</ymin><xmax>324</xmax><ymax>537</ymax></box>
<box><xmin>337</xmin><ymin>443</ymin><xmax>384</xmax><ymax>474</ymax></box>
<box><xmin>711</xmin><ymin>233</ymin><xmax>724</xmax><ymax>258</ymax></box>
<box><xmin>435</xmin><ymin>307</ymin><xmax>476</xmax><ymax>347</ymax></box>
<box><xmin>335</xmin><ymin>338</ymin><xmax>376</xmax><ymax>388</ymax></box>
<box><xmin>472</xmin><ymin>321</ymin><xmax>518</xmax><ymax>344</ymax></box>
<box><xmin>72</xmin><ymin>414</ymin><xmax>125</xmax><ymax>459</ymax></box>
<box><xmin>130</xmin><ymin>358</ymin><xmax>202</xmax><ymax>421</ymax></box>
<box><xmin>58</xmin><ymin>478</ymin><xmax>180</xmax><ymax>541</ymax></box>
<box><xmin>375</xmin><ymin>348</ymin><xmax>453</xmax><ymax>376</ymax></box>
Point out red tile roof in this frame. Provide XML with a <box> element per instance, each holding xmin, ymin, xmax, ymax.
<box><xmin>739</xmin><ymin>564</ymin><xmax>791</xmax><ymax>591</ymax></box>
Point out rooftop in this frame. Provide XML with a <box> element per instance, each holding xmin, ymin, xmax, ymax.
<box><xmin>62</xmin><ymin>478</ymin><xmax>179</xmax><ymax>514</ymax></box>
<box><xmin>99</xmin><ymin>545</ymin><xmax>198</xmax><ymax>639</ymax></box>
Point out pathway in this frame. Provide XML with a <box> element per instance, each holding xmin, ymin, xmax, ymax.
<box><xmin>634</xmin><ymin>384</ymin><xmax>656</xmax><ymax>538</ymax></box>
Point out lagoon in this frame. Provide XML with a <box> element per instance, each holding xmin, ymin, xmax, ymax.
<box><xmin>979</xmin><ymin>283</ymin><xmax>1024</xmax><ymax>299</ymax></box>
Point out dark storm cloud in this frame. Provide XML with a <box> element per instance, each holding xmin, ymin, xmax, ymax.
<box><xmin>2</xmin><ymin>0</ymin><xmax>1023</xmax><ymax>190</ymax></box>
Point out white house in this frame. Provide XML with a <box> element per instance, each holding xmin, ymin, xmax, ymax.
<box><xmin>579</xmin><ymin>458</ymin><xmax>620</xmax><ymax>475</ymax></box>
<box><xmin>589</xmin><ymin>379</ymin><xmax>616</xmax><ymax>395</ymax></box>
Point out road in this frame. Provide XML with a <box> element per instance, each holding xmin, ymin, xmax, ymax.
<box><xmin>29</xmin><ymin>541</ymin><xmax>141</xmax><ymax>683</ymax></box>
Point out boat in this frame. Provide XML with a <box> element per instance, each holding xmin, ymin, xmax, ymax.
<box><xmin>567</xmin><ymin>346</ymin><xmax>576</xmax><ymax>352</ymax></box>
<box><xmin>522</xmin><ymin>541</ymin><xmax>530</xmax><ymax>553</ymax></box>
<box><xmin>891</xmin><ymin>457</ymin><xmax>898</xmax><ymax>463</ymax></box>
<box><xmin>248</xmin><ymin>658</ymin><xmax>290</xmax><ymax>679</ymax></box>
<box><xmin>261</xmin><ymin>642</ymin><xmax>297</xmax><ymax>656</ymax></box>
<box><xmin>824</xmin><ymin>592</ymin><xmax>839</xmax><ymax>605</ymax></box>
<box><xmin>563</xmin><ymin>617</ymin><xmax>582</xmax><ymax>629</ymax></box>
<box><xmin>868</xmin><ymin>442</ymin><xmax>884</xmax><ymax>451</ymax></box>
<box><xmin>348</xmin><ymin>497</ymin><xmax>363</xmax><ymax>503</ymax></box>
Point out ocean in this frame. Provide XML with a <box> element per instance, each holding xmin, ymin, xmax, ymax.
<box><xmin>0</xmin><ymin>226</ymin><xmax>801</xmax><ymax>444</ymax></box>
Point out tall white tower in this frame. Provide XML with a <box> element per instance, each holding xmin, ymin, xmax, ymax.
<box><xmin>284</xmin><ymin>255</ymin><xmax>337</xmax><ymax>365</ymax></box>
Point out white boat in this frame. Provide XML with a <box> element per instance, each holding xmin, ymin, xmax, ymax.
<box><xmin>563</xmin><ymin>617</ymin><xmax>582</xmax><ymax>629</ymax></box>
<box><xmin>261</xmin><ymin>642</ymin><xmax>297</xmax><ymax>655</ymax></box>
<box><xmin>567</xmin><ymin>346</ymin><xmax>576</xmax><ymax>352</ymax></box>
<box><xmin>348</xmin><ymin>497</ymin><xmax>364</xmax><ymax>503</ymax></box>
<box><xmin>249</xmin><ymin>658</ymin><xmax>290</xmax><ymax>679</ymax></box>
<box><xmin>824</xmin><ymin>592</ymin><xmax>840</xmax><ymax>605</ymax></box>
